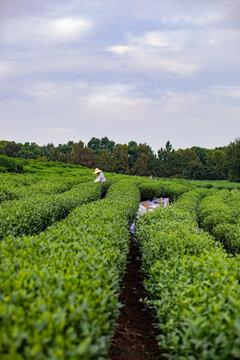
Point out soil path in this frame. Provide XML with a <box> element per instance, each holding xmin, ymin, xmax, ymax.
<box><xmin>108</xmin><ymin>236</ymin><xmax>166</xmax><ymax>360</ymax></box>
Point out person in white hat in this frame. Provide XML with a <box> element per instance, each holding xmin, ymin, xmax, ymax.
<box><xmin>93</xmin><ymin>168</ymin><xmax>106</xmax><ymax>183</ymax></box>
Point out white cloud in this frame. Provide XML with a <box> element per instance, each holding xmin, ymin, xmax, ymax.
<box><xmin>42</xmin><ymin>18</ymin><xmax>92</xmax><ymax>41</ymax></box>
<box><xmin>86</xmin><ymin>84</ymin><xmax>143</xmax><ymax>110</ymax></box>
<box><xmin>107</xmin><ymin>30</ymin><xmax>199</xmax><ymax>76</ymax></box>
<box><xmin>111</xmin><ymin>31</ymin><xmax>187</xmax><ymax>52</ymax></box>
<box><xmin>107</xmin><ymin>45</ymin><xmax>129</xmax><ymax>54</ymax></box>
<box><xmin>0</xmin><ymin>0</ymin><xmax>239</xmax><ymax>150</ymax></box>
<box><xmin>1</xmin><ymin>79</ymin><xmax>239</xmax><ymax>149</ymax></box>
<box><xmin>0</xmin><ymin>61</ymin><xmax>17</xmax><ymax>79</ymax></box>
<box><xmin>49</xmin><ymin>127</ymin><xmax>71</xmax><ymax>133</ymax></box>
<box><xmin>134</xmin><ymin>31</ymin><xmax>184</xmax><ymax>50</ymax></box>
<box><xmin>0</xmin><ymin>17</ymin><xmax>92</xmax><ymax>44</ymax></box>
<box><xmin>88</xmin><ymin>93</ymin><xmax>133</xmax><ymax>109</ymax></box>
<box><xmin>89</xmin><ymin>82</ymin><xmax>136</xmax><ymax>97</ymax></box>
<box><xmin>207</xmin><ymin>86</ymin><xmax>240</xmax><ymax>99</ymax></box>
<box><xmin>132</xmin><ymin>0</ymin><xmax>227</xmax><ymax>26</ymax></box>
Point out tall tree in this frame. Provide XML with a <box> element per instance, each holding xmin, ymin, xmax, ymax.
<box><xmin>18</xmin><ymin>142</ymin><xmax>44</xmax><ymax>159</ymax></box>
<box><xmin>157</xmin><ymin>141</ymin><xmax>175</xmax><ymax>177</ymax></box>
<box><xmin>88</xmin><ymin>136</ymin><xmax>116</xmax><ymax>155</ymax></box>
<box><xmin>57</xmin><ymin>141</ymin><xmax>73</xmax><ymax>155</ymax></box>
<box><xmin>112</xmin><ymin>144</ymin><xmax>129</xmax><ymax>174</ymax></box>
<box><xmin>202</xmin><ymin>154</ymin><xmax>219</xmax><ymax>180</ymax></box>
<box><xmin>94</xmin><ymin>150</ymin><xmax>115</xmax><ymax>172</ymax></box>
<box><xmin>49</xmin><ymin>148</ymin><xmax>66</xmax><ymax>162</ymax></box>
<box><xmin>226</xmin><ymin>138</ymin><xmax>240</xmax><ymax>182</ymax></box>
<box><xmin>100</xmin><ymin>137</ymin><xmax>115</xmax><ymax>152</ymax></box>
<box><xmin>191</xmin><ymin>146</ymin><xmax>210</xmax><ymax>165</ymax></box>
<box><xmin>174</xmin><ymin>149</ymin><xmax>199</xmax><ymax>175</ymax></box>
<box><xmin>182</xmin><ymin>159</ymin><xmax>204</xmax><ymax>180</ymax></box>
<box><xmin>68</xmin><ymin>141</ymin><xmax>94</xmax><ymax>168</ymax></box>
<box><xmin>209</xmin><ymin>149</ymin><xmax>227</xmax><ymax>179</ymax></box>
<box><xmin>127</xmin><ymin>141</ymin><xmax>138</xmax><ymax>167</ymax></box>
<box><xmin>132</xmin><ymin>153</ymin><xmax>151</xmax><ymax>176</ymax></box>
<box><xmin>3</xmin><ymin>141</ymin><xmax>20</xmax><ymax>157</ymax></box>
<box><xmin>88</xmin><ymin>137</ymin><xmax>101</xmax><ymax>155</ymax></box>
<box><xmin>41</xmin><ymin>143</ymin><xmax>55</xmax><ymax>158</ymax></box>
<box><xmin>138</xmin><ymin>143</ymin><xmax>156</xmax><ymax>176</ymax></box>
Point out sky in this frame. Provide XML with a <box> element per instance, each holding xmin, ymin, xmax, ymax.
<box><xmin>0</xmin><ymin>0</ymin><xmax>240</xmax><ymax>152</ymax></box>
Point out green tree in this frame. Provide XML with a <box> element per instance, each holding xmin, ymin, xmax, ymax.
<box><xmin>94</xmin><ymin>150</ymin><xmax>115</xmax><ymax>172</ymax></box>
<box><xmin>202</xmin><ymin>154</ymin><xmax>219</xmax><ymax>180</ymax></box>
<box><xmin>57</xmin><ymin>141</ymin><xmax>73</xmax><ymax>155</ymax></box>
<box><xmin>18</xmin><ymin>142</ymin><xmax>44</xmax><ymax>159</ymax></box>
<box><xmin>182</xmin><ymin>159</ymin><xmax>204</xmax><ymax>179</ymax></box>
<box><xmin>0</xmin><ymin>141</ymin><xmax>8</xmax><ymax>155</ymax></box>
<box><xmin>174</xmin><ymin>149</ymin><xmax>199</xmax><ymax>176</ymax></box>
<box><xmin>88</xmin><ymin>137</ymin><xmax>101</xmax><ymax>155</ymax></box>
<box><xmin>132</xmin><ymin>153</ymin><xmax>151</xmax><ymax>176</ymax></box>
<box><xmin>157</xmin><ymin>141</ymin><xmax>175</xmax><ymax>177</ymax></box>
<box><xmin>209</xmin><ymin>149</ymin><xmax>227</xmax><ymax>179</ymax></box>
<box><xmin>41</xmin><ymin>143</ymin><xmax>55</xmax><ymax>158</ymax></box>
<box><xmin>191</xmin><ymin>146</ymin><xmax>210</xmax><ymax>165</ymax></box>
<box><xmin>88</xmin><ymin>137</ymin><xmax>115</xmax><ymax>155</ymax></box>
<box><xmin>112</xmin><ymin>144</ymin><xmax>129</xmax><ymax>174</ymax></box>
<box><xmin>68</xmin><ymin>141</ymin><xmax>94</xmax><ymax>168</ymax></box>
<box><xmin>49</xmin><ymin>148</ymin><xmax>66</xmax><ymax>162</ymax></box>
<box><xmin>3</xmin><ymin>141</ymin><xmax>20</xmax><ymax>157</ymax></box>
<box><xmin>226</xmin><ymin>138</ymin><xmax>240</xmax><ymax>182</ymax></box>
<box><xmin>100</xmin><ymin>137</ymin><xmax>115</xmax><ymax>152</ymax></box>
<box><xmin>128</xmin><ymin>141</ymin><xmax>139</xmax><ymax>170</ymax></box>
<box><xmin>137</xmin><ymin>143</ymin><xmax>157</xmax><ymax>176</ymax></box>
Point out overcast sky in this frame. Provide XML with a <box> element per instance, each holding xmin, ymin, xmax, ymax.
<box><xmin>0</xmin><ymin>0</ymin><xmax>239</xmax><ymax>151</ymax></box>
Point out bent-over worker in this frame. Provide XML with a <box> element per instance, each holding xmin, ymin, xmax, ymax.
<box><xmin>94</xmin><ymin>168</ymin><xmax>106</xmax><ymax>183</ymax></box>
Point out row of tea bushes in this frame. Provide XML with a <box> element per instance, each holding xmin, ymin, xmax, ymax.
<box><xmin>21</xmin><ymin>159</ymin><xmax>93</xmax><ymax>175</ymax></box>
<box><xmin>198</xmin><ymin>190</ymin><xmax>240</xmax><ymax>253</ymax></box>
<box><xmin>0</xmin><ymin>173</ymin><xmax>41</xmax><ymax>186</ymax></box>
<box><xmin>0</xmin><ymin>173</ymin><xmax>93</xmax><ymax>202</ymax></box>
<box><xmin>191</xmin><ymin>179</ymin><xmax>240</xmax><ymax>190</ymax></box>
<box><xmin>0</xmin><ymin>180</ymin><xmax>140</xmax><ymax>359</ymax></box>
<box><xmin>0</xmin><ymin>173</ymin><xmax>41</xmax><ymax>202</ymax></box>
<box><xmin>0</xmin><ymin>155</ymin><xmax>24</xmax><ymax>173</ymax></box>
<box><xmin>22</xmin><ymin>175</ymin><xmax>94</xmax><ymax>196</ymax></box>
<box><xmin>0</xmin><ymin>182</ymin><xmax>104</xmax><ymax>239</ymax></box>
<box><xmin>138</xmin><ymin>180</ymin><xmax>191</xmax><ymax>202</ymax></box>
<box><xmin>172</xmin><ymin>187</ymin><xmax>215</xmax><ymax>221</ymax></box>
<box><xmin>136</xmin><ymin>197</ymin><xmax>240</xmax><ymax>359</ymax></box>
<box><xmin>0</xmin><ymin>184</ymin><xmax>22</xmax><ymax>202</ymax></box>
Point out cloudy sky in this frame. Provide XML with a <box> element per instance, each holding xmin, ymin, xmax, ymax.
<box><xmin>0</xmin><ymin>0</ymin><xmax>239</xmax><ymax>151</ymax></box>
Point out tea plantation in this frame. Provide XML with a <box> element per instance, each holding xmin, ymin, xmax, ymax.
<box><xmin>0</xmin><ymin>159</ymin><xmax>240</xmax><ymax>359</ymax></box>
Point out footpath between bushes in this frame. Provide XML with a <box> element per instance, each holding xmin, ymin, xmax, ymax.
<box><xmin>109</xmin><ymin>235</ymin><xmax>164</xmax><ymax>360</ymax></box>
<box><xmin>109</xmin><ymin>199</ymin><xmax>169</xmax><ymax>360</ymax></box>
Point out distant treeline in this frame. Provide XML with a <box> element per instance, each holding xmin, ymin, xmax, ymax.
<box><xmin>0</xmin><ymin>137</ymin><xmax>239</xmax><ymax>181</ymax></box>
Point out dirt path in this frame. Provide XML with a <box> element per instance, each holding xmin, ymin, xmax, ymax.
<box><xmin>108</xmin><ymin>236</ymin><xmax>166</xmax><ymax>360</ymax></box>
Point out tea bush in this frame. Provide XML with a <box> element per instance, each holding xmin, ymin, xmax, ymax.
<box><xmin>0</xmin><ymin>180</ymin><xmax>140</xmax><ymax>359</ymax></box>
<box><xmin>0</xmin><ymin>182</ymin><xmax>103</xmax><ymax>239</ymax></box>
<box><xmin>199</xmin><ymin>190</ymin><xmax>240</xmax><ymax>253</ymax></box>
<box><xmin>0</xmin><ymin>173</ymin><xmax>93</xmax><ymax>203</ymax></box>
<box><xmin>136</xmin><ymin>195</ymin><xmax>240</xmax><ymax>359</ymax></box>
<box><xmin>0</xmin><ymin>155</ymin><xmax>19</xmax><ymax>172</ymax></box>
<box><xmin>138</xmin><ymin>181</ymin><xmax>190</xmax><ymax>201</ymax></box>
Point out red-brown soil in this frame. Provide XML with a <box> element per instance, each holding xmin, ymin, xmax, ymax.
<box><xmin>108</xmin><ymin>236</ymin><xmax>166</xmax><ymax>360</ymax></box>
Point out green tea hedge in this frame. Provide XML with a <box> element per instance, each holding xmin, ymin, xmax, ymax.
<box><xmin>0</xmin><ymin>182</ymin><xmax>103</xmax><ymax>239</ymax></box>
<box><xmin>136</xmin><ymin>194</ymin><xmax>240</xmax><ymax>359</ymax></box>
<box><xmin>0</xmin><ymin>180</ymin><xmax>140</xmax><ymax>359</ymax></box>
<box><xmin>138</xmin><ymin>180</ymin><xmax>190</xmax><ymax>201</ymax></box>
<box><xmin>0</xmin><ymin>172</ymin><xmax>94</xmax><ymax>203</ymax></box>
<box><xmin>199</xmin><ymin>190</ymin><xmax>240</xmax><ymax>253</ymax></box>
<box><xmin>0</xmin><ymin>155</ymin><xmax>22</xmax><ymax>172</ymax></box>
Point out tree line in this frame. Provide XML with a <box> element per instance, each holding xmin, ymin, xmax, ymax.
<box><xmin>0</xmin><ymin>137</ymin><xmax>239</xmax><ymax>181</ymax></box>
